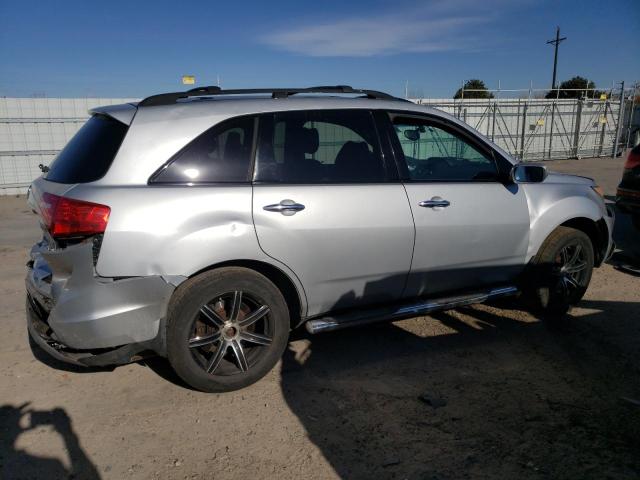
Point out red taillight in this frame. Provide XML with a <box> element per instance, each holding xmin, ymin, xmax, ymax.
<box><xmin>624</xmin><ymin>147</ymin><xmax>640</xmax><ymax>170</ymax></box>
<box><xmin>40</xmin><ymin>192</ymin><xmax>110</xmax><ymax>238</ymax></box>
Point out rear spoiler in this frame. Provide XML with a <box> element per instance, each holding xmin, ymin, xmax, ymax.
<box><xmin>88</xmin><ymin>103</ymin><xmax>138</xmax><ymax>125</ymax></box>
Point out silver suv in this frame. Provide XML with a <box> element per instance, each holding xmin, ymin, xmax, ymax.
<box><xmin>26</xmin><ymin>86</ymin><xmax>615</xmax><ymax>392</ymax></box>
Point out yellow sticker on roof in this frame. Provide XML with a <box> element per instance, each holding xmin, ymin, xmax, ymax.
<box><xmin>182</xmin><ymin>75</ymin><xmax>195</xmax><ymax>85</ymax></box>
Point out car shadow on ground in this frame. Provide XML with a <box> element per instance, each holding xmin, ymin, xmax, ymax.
<box><xmin>279</xmin><ymin>298</ymin><xmax>640</xmax><ymax>479</ymax></box>
<box><xmin>0</xmin><ymin>403</ymin><xmax>101</xmax><ymax>480</ymax></box>
<box><xmin>140</xmin><ymin>356</ymin><xmax>198</xmax><ymax>391</ymax></box>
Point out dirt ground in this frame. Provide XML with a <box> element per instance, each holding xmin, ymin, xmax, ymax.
<box><xmin>1</xmin><ymin>155</ymin><xmax>639</xmax><ymax>480</ymax></box>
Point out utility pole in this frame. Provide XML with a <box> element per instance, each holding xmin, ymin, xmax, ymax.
<box><xmin>546</xmin><ymin>26</ymin><xmax>567</xmax><ymax>90</ymax></box>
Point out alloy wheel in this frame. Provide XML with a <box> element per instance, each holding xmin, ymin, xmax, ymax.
<box><xmin>188</xmin><ymin>291</ymin><xmax>272</xmax><ymax>376</ymax></box>
<box><xmin>553</xmin><ymin>242</ymin><xmax>589</xmax><ymax>298</ymax></box>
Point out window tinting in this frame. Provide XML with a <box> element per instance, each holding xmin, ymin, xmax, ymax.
<box><xmin>254</xmin><ymin>110</ymin><xmax>386</xmax><ymax>183</ymax></box>
<box><xmin>151</xmin><ymin>116</ymin><xmax>255</xmax><ymax>184</ymax></box>
<box><xmin>45</xmin><ymin>115</ymin><xmax>128</xmax><ymax>183</ymax></box>
<box><xmin>392</xmin><ymin>118</ymin><xmax>498</xmax><ymax>182</ymax></box>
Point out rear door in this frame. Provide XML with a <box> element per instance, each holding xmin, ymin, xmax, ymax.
<box><xmin>382</xmin><ymin>112</ymin><xmax>530</xmax><ymax>298</ymax></box>
<box><xmin>252</xmin><ymin>109</ymin><xmax>414</xmax><ymax>317</ymax></box>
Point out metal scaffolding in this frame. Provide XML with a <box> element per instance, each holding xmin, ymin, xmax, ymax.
<box><xmin>414</xmin><ymin>83</ymin><xmax>639</xmax><ymax>162</ymax></box>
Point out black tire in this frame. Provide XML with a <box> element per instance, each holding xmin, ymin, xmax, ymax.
<box><xmin>632</xmin><ymin>214</ymin><xmax>640</xmax><ymax>232</ymax></box>
<box><xmin>166</xmin><ymin>267</ymin><xmax>290</xmax><ymax>392</ymax></box>
<box><xmin>523</xmin><ymin>226</ymin><xmax>594</xmax><ymax>319</ymax></box>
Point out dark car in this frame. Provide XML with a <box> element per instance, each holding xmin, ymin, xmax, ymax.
<box><xmin>616</xmin><ymin>144</ymin><xmax>640</xmax><ymax>231</ymax></box>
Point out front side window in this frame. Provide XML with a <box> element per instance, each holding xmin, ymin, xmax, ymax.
<box><xmin>151</xmin><ymin>116</ymin><xmax>255</xmax><ymax>184</ymax></box>
<box><xmin>254</xmin><ymin>110</ymin><xmax>386</xmax><ymax>183</ymax></box>
<box><xmin>391</xmin><ymin>117</ymin><xmax>498</xmax><ymax>182</ymax></box>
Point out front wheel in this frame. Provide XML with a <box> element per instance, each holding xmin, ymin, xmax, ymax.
<box><xmin>166</xmin><ymin>267</ymin><xmax>290</xmax><ymax>392</ymax></box>
<box><xmin>523</xmin><ymin>226</ymin><xmax>594</xmax><ymax>319</ymax></box>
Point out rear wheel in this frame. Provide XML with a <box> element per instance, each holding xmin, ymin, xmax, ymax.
<box><xmin>166</xmin><ymin>267</ymin><xmax>290</xmax><ymax>392</ymax></box>
<box><xmin>524</xmin><ymin>226</ymin><xmax>594</xmax><ymax>319</ymax></box>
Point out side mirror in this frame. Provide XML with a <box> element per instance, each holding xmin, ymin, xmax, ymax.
<box><xmin>511</xmin><ymin>163</ymin><xmax>548</xmax><ymax>183</ymax></box>
<box><xmin>403</xmin><ymin>129</ymin><xmax>420</xmax><ymax>141</ymax></box>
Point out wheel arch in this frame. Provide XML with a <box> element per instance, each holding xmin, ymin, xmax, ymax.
<box><xmin>559</xmin><ymin>217</ymin><xmax>609</xmax><ymax>266</ymax></box>
<box><xmin>527</xmin><ymin>193</ymin><xmax>608</xmax><ymax>266</ymax></box>
<box><xmin>531</xmin><ymin>215</ymin><xmax>608</xmax><ymax>267</ymax></box>
<box><xmin>188</xmin><ymin>259</ymin><xmax>307</xmax><ymax>329</ymax></box>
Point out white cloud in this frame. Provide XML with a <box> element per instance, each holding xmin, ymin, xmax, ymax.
<box><xmin>260</xmin><ymin>5</ymin><xmax>494</xmax><ymax>57</ymax></box>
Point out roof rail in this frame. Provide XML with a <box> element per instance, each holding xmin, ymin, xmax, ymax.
<box><xmin>138</xmin><ymin>85</ymin><xmax>404</xmax><ymax>107</ymax></box>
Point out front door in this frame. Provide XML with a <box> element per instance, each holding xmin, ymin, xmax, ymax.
<box><xmin>385</xmin><ymin>113</ymin><xmax>531</xmax><ymax>298</ymax></box>
<box><xmin>252</xmin><ymin>109</ymin><xmax>414</xmax><ymax>317</ymax></box>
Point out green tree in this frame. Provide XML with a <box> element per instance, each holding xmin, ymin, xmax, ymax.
<box><xmin>453</xmin><ymin>79</ymin><xmax>494</xmax><ymax>99</ymax></box>
<box><xmin>545</xmin><ymin>76</ymin><xmax>601</xmax><ymax>99</ymax></box>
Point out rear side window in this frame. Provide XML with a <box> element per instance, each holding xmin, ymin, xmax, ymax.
<box><xmin>45</xmin><ymin>114</ymin><xmax>128</xmax><ymax>183</ymax></box>
<box><xmin>151</xmin><ymin>116</ymin><xmax>256</xmax><ymax>184</ymax></box>
<box><xmin>254</xmin><ymin>110</ymin><xmax>387</xmax><ymax>184</ymax></box>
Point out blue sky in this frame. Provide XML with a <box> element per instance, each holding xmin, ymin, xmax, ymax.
<box><xmin>0</xmin><ymin>0</ymin><xmax>638</xmax><ymax>98</ymax></box>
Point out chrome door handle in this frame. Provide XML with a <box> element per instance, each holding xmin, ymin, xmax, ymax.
<box><xmin>419</xmin><ymin>197</ymin><xmax>450</xmax><ymax>208</ymax></box>
<box><xmin>263</xmin><ymin>199</ymin><xmax>305</xmax><ymax>215</ymax></box>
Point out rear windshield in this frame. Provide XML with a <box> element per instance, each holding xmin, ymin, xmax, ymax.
<box><xmin>45</xmin><ymin>114</ymin><xmax>128</xmax><ymax>183</ymax></box>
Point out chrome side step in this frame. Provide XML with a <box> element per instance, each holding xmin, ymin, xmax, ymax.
<box><xmin>305</xmin><ymin>286</ymin><xmax>519</xmax><ymax>334</ymax></box>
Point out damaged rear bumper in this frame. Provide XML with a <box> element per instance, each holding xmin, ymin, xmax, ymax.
<box><xmin>25</xmin><ymin>240</ymin><xmax>178</xmax><ymax>366</ymax></box>
<box><xmin>26</xmin><ymin>295</ymin><xmax>160</xmax><ymax>366</ymax></box>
